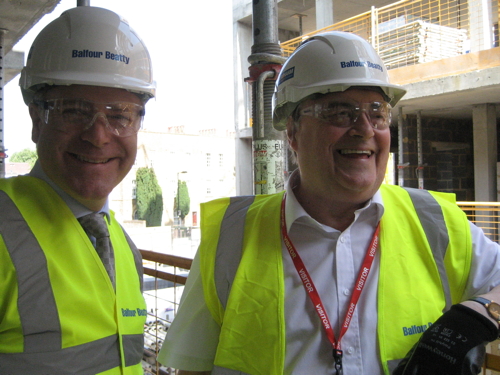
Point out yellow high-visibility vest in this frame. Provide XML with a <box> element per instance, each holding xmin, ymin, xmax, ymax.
<box><xmin>0</xmin><ymin>176</ymin><xmax>146</xmax><ymax>375</ymax></box>
<box><xmin>200</xmin><ymin>185</ymin><xmax>471</xmax><ymax>375</ymax></box>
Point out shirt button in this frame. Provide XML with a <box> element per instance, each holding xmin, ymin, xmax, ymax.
<box><xmin>339</xmin><ymin>236</ymin><xmax>345</xmax><ymax>243</ymax></box>
<box><xmin>347</xmin><ymin>347</ymin><xmax>354</xmax><ymax>354</ymax></box>
<box><xmin>343</xmin><ymin>289</ymin><xmax>350</xmax><ymax>296</ymax></box>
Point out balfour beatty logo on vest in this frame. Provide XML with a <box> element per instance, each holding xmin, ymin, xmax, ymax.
<box><xmin>403</xmin><ymin>322</ymin><xmax>434</xmax><ymax>336</ymax></box>
<box><xmin>122</xmin><ymin>308</ymin><xmax>147</xmax><ymax>317</ymax></box>
<box><xmin>72</xmin><ymin>50</ymin><xmax>131</xmax><ymax>64</ymax></box>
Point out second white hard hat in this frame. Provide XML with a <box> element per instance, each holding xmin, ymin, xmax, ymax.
<box><xmin>272</xmin><ymin>31</ymin><xmax>406</xmax><ymax>130</ymax></box>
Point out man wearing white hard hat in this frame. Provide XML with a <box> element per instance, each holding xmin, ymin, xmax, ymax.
<box><xmin>0</xmin><ymin>6</ymin><xmax>155</xmax><ymax>375</ymax></box>
<box><xmin>159</xmin><ymin>32</ymin><xmax>500</xmax><ymax>375</ymax></box>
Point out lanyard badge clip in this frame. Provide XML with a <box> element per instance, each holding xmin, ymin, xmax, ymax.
<box><xmin>333</xmin><ymin>349</ymin><xmax>343</xmax><ymax>375</ymax></box>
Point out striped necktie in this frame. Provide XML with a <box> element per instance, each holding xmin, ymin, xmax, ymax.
<box><xmin>78</xmin><ymin>212</ymin><xmax>116</xmax><ymax>288</ymax></box>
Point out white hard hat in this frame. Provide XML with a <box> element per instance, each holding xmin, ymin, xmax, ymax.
<box><xmin>20</xmin><ymin>6</ymin><xmax>156</xmax><ymax>104</ymax></box>
<box><xmin>272</xmin><ymin>31</ymin><xmax>406</xmax><ymax>130</ymax></box>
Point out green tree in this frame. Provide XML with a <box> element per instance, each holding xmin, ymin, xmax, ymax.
<box><xmin>135</xmin><ymin>167</ymin><xmax>163</xmax><ymax>227</ymax></box>
<box><xmin>176</xmin><ymin>180</ymin><xmax>190</xmax><ymax>225</ymax></box>
<box><xmin>10</xmin><ymin>148</ymin><xmax>38</xmax><ymax>168</ymax></box>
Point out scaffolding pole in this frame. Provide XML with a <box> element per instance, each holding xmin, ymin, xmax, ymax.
<box><xmin>397</xmin><ymin>106</ymin><xmax>405</xmax><ymax>186</ymax></box>
<box><xmin>416</xmin><ymin>111</ymin><xmax>424</xmax><ymax>189</ymax></box>
<box><xmin>247</xmin><ymin>0</ymin><xmax>287</xmax><ymax>195</ymax></box>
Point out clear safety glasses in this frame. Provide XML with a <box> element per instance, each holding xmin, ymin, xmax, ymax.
<box><xmin>35</xmin><ymin>98</ymin><xmax>145</xmax><ymax>137</ymax></box>
<box><xmin>298</xmin><ymin>99</ymin><xmax>392</xmax><ymax>130</ymax></box>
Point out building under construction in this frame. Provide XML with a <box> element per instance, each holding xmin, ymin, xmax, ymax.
<box><xmin>233</xmin><ymin>0</ymin><xmax>500</xmax><ymax>203</ymax></box>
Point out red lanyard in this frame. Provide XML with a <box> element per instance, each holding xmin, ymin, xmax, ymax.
<box><xmin>281</xmin><ymin>193</ymin><xmax>380</xmax><ymax>374</ymax></box>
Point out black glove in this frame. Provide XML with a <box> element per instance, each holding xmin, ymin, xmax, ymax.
<box><xmin>393</xmin><ymin>304</ymin><xmax>498</xmax><ymax>375</ymax></box>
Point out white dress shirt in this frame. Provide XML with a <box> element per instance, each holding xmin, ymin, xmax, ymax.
<box><xmin>159</xmin><ymin>171</ymin><xmax>500</xmax><ymax>374</ymax></box>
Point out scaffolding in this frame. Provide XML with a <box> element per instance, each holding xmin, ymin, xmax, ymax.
<box><xmin>280</xmin><ymin>0</ymin><xmax>499</xmax><ymax>70</ymax></box>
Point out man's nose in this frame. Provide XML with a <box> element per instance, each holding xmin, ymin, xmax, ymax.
<box><xmin>81</xmin><ymin>113</ymin><xmax>112</xmax><ymax>146</ymax></box>
<box><xmin>349</xmin><ymin>111</ymin><xmax>375</xmax><ymax>138</ymax></box>
<box><xmin>83</xmin><ymin>112</ymin><xmax>111</xmax><ymax>131</ymax></box>
<box><xmin>353</xmin><ymin>110</ymin><xmax>375</xmax><ymax>127</ymax></box>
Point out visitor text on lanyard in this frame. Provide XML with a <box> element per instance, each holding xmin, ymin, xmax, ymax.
<box><xmin>281</xmin><ymin>193</ymin><xmax>380</xmax><ymax>375</ymax></box>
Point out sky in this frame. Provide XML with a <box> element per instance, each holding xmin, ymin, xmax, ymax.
<box><xmin>3</xmin><ymin>0</ymin><xmax>234</xmax><ymax>158</ymax></box>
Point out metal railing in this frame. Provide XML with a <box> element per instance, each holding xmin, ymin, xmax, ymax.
<box><xmin>141</xmin><ymin>250</ymin><xmax>192</xmax><ymax>375</ymax></box>
<box><xmin>140</xmin><ymin>202</ymin><xmax>500</xmax><ymax>374</ymax></box>
<box><xmin>458</xmin><ymin>202</ymin><xmax>500</xmax><ymax>243</ymax></box>
<box><xmin>281</xmin><ymin>0</ymin><xmax>499</xmax><ymax>69</ymax></box>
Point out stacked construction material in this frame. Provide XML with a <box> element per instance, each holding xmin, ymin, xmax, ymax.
<box><xmin>377</xmin><ymin>20</ymin><xmax>468</xmax><ymax>69</ymax></box>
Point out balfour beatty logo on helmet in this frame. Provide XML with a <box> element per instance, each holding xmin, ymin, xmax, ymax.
<box><xmin>340</xmin><ymin>60</ymin><xmax>384</xmax><ymax>73</ymax></box>
<box><xmin>71</xmin><ymin>49</ymin><xmax>130</xmax><ymax>65</ymax></box>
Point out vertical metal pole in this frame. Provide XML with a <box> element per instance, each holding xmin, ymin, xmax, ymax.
<box><xmin>257</xmin><ymin>70</ymin><xmax>275</xmax><ymax>138</ymax></box>
<box><xmin>248</xmin><ymin>0</ymin><xmax>286</xmax><ymax>195</ymax></box>
<box><xmin>0</xmin><ymin>30</ymin><xmax>6</xmax><ymax>179</ymax></box>
<box><xmin>398</xmin><ymin>106</ymin><xmax>404</xmax><ymax>186</ymax></box>
<box><xmin>252</xmin><ymin>71</ymin><xmax>284</xmax><ymax>195</ymax></box>
<box><xmin>416</xmin><ymin>111</ymin><xmax>424</xmax><ymax>189</ymax></box>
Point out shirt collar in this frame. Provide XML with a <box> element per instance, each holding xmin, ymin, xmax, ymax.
<box><xmin>29</xmin><ymin>160</ymin><xmax>110</xmax><ymax>220</ymax></box>
<box><xmin>284</xmin><ymin>169</ymin><xmax>385</xmax><ymax>233</ymax></box>
<box><xmin>284</xmin><ymin>170</ymin><xmax>309</xmax><ymax>233</ymax></box>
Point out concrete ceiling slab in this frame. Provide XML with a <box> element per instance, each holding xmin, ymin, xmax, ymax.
<box><xmin>1</xmin><ymin>0</ymin><xmax>60</xmax><ymax>84</ymax></box>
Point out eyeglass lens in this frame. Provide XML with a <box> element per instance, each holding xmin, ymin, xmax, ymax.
<box><xmin>40</xmin><ymin>99</ymin><xmax>144</xmax><ymax>137</ymax></box>
<box><xmin>300</xmin><ymin>100</ymin><xmax>392</xmax><ymax>129</ymax></box>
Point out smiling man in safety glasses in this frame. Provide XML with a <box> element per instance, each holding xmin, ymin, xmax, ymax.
<box><xmin>160</xmin><ymin>31</ymin><xmax>500</xmax><ymax>375</ymax></box>
<box><xmin>0</xmin><ymin>6</ymin><xmax>155</xmax><ymax>375</ymax></box>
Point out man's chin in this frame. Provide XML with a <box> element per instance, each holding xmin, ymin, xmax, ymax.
<box><xmin>64</xmin><ymin>183</ymin><xmax>113</xmax><ymax>210</ymax></box>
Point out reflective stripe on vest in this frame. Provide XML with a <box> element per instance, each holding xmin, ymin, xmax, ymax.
<box><xmin>0</xmin><ymin>190</ymin><xmax>143</xmax><ymax>374</ymax></box>
<box><xmin>0</xmin><ymin>335</ymin><xmax>134</xmax><ymax>375</ymax></box>
<box><xmin>215</xmin><ymin>196</ymin><xmax>255</xmax><ymax>309</ymax></box>
<box><xmin>212</xmin><ymin>365</ymin><xmax>252</xmax><ymax>375</ymax></box>
<box><xmin>404</xmin><ymin>188</ymin><xmax>451</xmax><ymax>311</ymax></box>
<box><xmin>0</xmin><ymin>190</ymin><xmax>61</xmax><ymax>352</ymax></box>
<box><xmin>213</xmin><ymin>188</ymin><xmax>451</xmax><ymax>310</ymax></box>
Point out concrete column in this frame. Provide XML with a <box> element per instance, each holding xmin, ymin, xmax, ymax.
<box><xmin>473</xmin><ymin>104</ymin><xmax>497</xmax><ymax>201</ymax></box>
<box><xmin>316</xmin><ymin>0</ymin><xmax>334</xmax><ymax>29</ymax></box>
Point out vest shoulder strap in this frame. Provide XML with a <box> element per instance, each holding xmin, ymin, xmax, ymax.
<box><xmin>214</xmin><ymin>196</ymin><xmax>256</xmax><ymax>309</ymax></box>
<box><xmin>401</xmin><ymin>187</ymin><xmax>452</xmax><ymax>311</ymax></box>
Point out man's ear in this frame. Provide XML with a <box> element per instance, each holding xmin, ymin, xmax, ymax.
<box><xmin>29</xmin><ymin>103</ymin><xmax>43</xmax><ymax>144</ymax></box>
